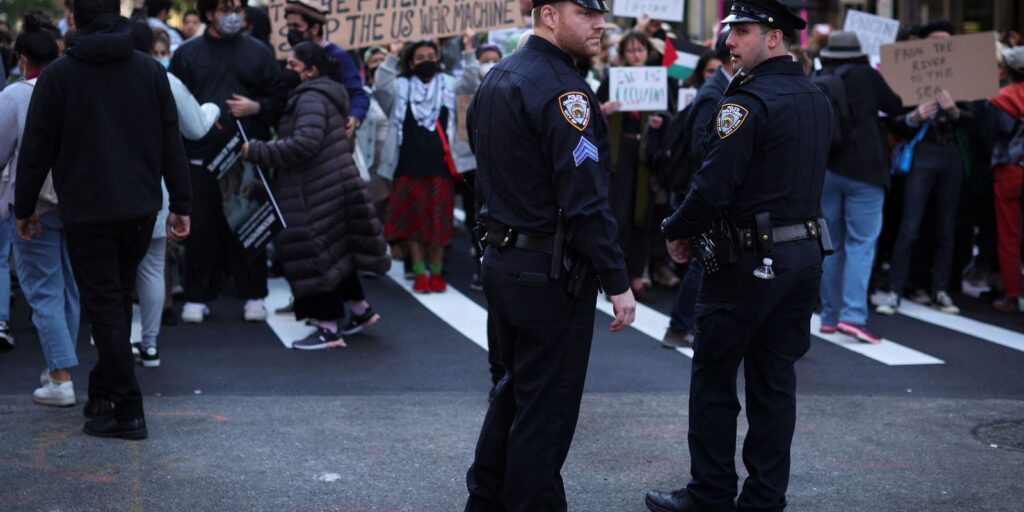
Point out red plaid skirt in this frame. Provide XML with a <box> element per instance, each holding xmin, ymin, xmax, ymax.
<box><xmin>385</xmin><ymin>176</ymin><xmax>455</xmax><ymax>246</ymax></box>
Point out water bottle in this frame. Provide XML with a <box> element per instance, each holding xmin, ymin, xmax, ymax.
<box><xmin>753</xmin><ymin>257</ymin><xmax>775</xmax><ymax>280</ymax></box>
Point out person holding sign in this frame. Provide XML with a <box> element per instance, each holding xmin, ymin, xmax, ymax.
<box><xmin>170</xmin><ymin>0</ymin><xmax>285</xmax><ymax>325</ymax></box>
<box><xmin>874</xmin><ymin>20</ymin><xmax>973</xmax><ymax>318</ymax></box>
<box><xmin>463</xmin><ymin>0</ymin><xmax>636</xmax><ymax>509</ymax></box>
<box><xmin>597</xmin><ymin>31</ymin><xmax>674</xmax><ymax>303</ymax></box>
<box><xmin>242</xmin><ymin>43</ymin><xmax>389</xmax><ymax>349</ymax></box>
<box><xmin>654</xmin><ymin>1</ymin><xmax>831</xmax><ymax>510</ymax></box>
<box><xmin>374</xmin><ymin>40</ymin><xmax>458</xmax><ymax>294</ymax></box>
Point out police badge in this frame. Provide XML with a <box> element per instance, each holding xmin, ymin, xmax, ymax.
<box><xmin>717</xmin><ymin>103</ymin><xmax>748</xmax><ymax>140</ymax></box>
<box><xmin>559</xmin><ymin>92</ymin><xmax>591</xmax><ymax>132</ymax></box>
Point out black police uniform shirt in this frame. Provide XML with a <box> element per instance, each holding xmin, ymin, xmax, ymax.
<box><xmin>662</xmin><ymin>56</ymin><xmax>832</xmax><ymax>240</ymax></box>
<box><xmin>468</xmin><ymin>36</ymin><xmax>629</xmax><ymax>296</ymax></box>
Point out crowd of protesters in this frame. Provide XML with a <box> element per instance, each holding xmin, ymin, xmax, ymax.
<box><xmin>0</xmin><ymin>0</ymin><xmax>1022</xmax><ymax>437</ymax></box>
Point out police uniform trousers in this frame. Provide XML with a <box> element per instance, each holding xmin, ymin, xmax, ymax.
<box><xmin>466</xmin><ymin>246</ymin><xmax>598</xmax><ymax>512</ymax></box>
<box><xmin>686</xmin><ymin>239</ymin><xmax>821</xmax><ymax>512</ymax></box>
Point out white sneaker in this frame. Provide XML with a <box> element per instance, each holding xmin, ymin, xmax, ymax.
<box><xmin>932</xmin><ymin>291</ymin><xmax>961</xmax><ymax>315</ymax></box>
<box><xmin>875</xmin><ymin>291</ymin><xmax>901</xmax><ymax>316</ymax></box>
<box><xmin>243</xmin><ymin>299</ymin><xmax>267</xmax><ymax>322</ymax></box>
<box><xmin>181</xmin><ymin>303</ymin><xmax>209</xmax><ymax>323</ymax></box>
<box><xmin>40</xmin><ymin>369</ymin><xmax>50</xmax><ymax>386</ymax></box>
<box><xmin>32</xmin><ymin>379</ymin><xmax>76</xmax><ymax>407</ymax></box>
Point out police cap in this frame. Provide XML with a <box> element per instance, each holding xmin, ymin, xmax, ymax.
<box><xmin>533</xmin><ymin>0</ymin><xmax>609</xmax><ymax>13</ymax></box>
<box><xmin>721</xmin><ymin>0</ymin><xmax>807</xmax><ymax>36</ymax></box>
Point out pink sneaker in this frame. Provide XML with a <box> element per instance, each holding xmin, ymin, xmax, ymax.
<box><xmin>819</xmin><ymin>324</ymin><xmax>837</xmax><ymax>334</ymax></box>
<box><xmin>837</xmin><ymin>322</ymin><xmax>882</xmax><ymax>344</ymax></box>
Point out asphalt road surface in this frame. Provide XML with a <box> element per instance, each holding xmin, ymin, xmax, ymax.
<box><xmin>2</xmin><ymin>229</ymin><xmax>1023</xmax><ymax>512</ymax></box>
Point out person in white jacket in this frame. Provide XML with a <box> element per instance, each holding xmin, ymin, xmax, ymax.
<box><xmin>129</xmin><ymin>23</ymin><xmax>218</xmax><ymax>367</ymax></box>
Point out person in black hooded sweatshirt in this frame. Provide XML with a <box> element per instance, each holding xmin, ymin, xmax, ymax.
<box><xmin>15</xmin><ymin>0</ymin><xmax>192</xmax><ymax>440</ymax></box>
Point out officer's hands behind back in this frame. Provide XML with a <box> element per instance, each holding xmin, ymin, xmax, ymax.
<box><xmin>608</xmin><ymin>290</ymin><xmax>637</xmax><ymax>332</ymax></box>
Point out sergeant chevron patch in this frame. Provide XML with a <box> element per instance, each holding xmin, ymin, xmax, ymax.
<box><xmin>573</xmin><ymin>136</ymin><xmax>599</xmax><ymax>167</ymax></box>
<box><xmin>717</xmin><ymin>103</ymin><xmax>748</xmax><ymax>139</ymax></box>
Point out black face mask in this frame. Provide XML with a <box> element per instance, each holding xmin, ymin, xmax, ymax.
<box><xmin>287</xmin><ymin>29</ymin><xmax>308</xmax><ymax>48</ymax></box>
<box><xmin>281</xmin><ymin>68</ymin><xmax>302</xmax><ymax>89</ymax></box>
<box><xmin>413</xmin><ymin>60</ymin><xmax>438</xmax><ymax>81</ymax></box>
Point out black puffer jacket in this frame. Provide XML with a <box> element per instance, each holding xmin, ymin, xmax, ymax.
<box><xmin>245</xmin><ymin>77</ymin><xmax>389</xmax><ymax>297</ymax></box>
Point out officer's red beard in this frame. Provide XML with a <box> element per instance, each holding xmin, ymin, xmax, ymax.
<box><xmin>548</xmin><ymin>6</ymin><xmax>603</xmax><ymax>61</ymax></box>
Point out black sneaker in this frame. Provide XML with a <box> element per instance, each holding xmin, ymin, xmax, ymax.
<box><xmin>292</xmin><ymin>328</ymin><xmax>346</xmax><ymax>350</ymax></box>
<box><xmin>339</xmin><ymin>308</ymin><xmax>380</xmax><ymax>336</ymax></box>
<box><xmin>0</xmin><ymin>320</ymin><xmax>13</xmax><ymax>351</ymax></box>
<box><xmin>83</xmin><ymin>416</ymin><xmax>147</xmax><ymax>440</ymax></box>
<box><xmin>140</xmin><ymin>346</ymin><xmax>160</xmax><ymax>368</ymax></box>
<box><xmin>469</xmin><ymin>273</ymin><xmax>484</xmax><ymax>291</ymax></box>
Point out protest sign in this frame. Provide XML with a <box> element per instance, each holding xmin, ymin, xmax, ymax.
<box><xmin>609</xmin><ymin>67</ymin><xmax>668</xmax><ymax>112</ymax></box>
<box><xmin>842</xmin><ymin>9</ymin><xmax>899</xmax><ymax>66</ymax></box>
<box><xmin>269</xmin><ymin>0</ymin><xmax>523</xmax><ymax>59</ymax></box>
<box><xmin>457</xmin><ymin>94</ymin><xmax>473</xmax><ymax>141</ymax></box>
<box><xmin>879</xmin><ymin>32</ymin><xmax>999</xmax><ymax>106</ymax></box>
<box><xmin>206</xmin><ymin>128</ymin><xmax>285</xmax><ymax>259</ymax></box>
<box><xmin>677</xmin><ymin>87</ymin><xmax>696</xmax><ymax>112</ymax></box>
<box><xmin>611</xmin><ymin>0</ymin><xmax>684</xmax><ymax>22</ymax></box>
<box><xmin>843</xmin><ymin>10</ymin><xmax>899</xmax><ymax>57</ymax></box>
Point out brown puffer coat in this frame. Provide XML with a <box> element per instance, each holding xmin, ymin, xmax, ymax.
<box><xmin>246</xmin><ymin>76</ymin><xmax>389</xmax><ymax>298</ymax></box>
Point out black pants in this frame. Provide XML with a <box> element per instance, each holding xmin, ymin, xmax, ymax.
<box><xmin>888</xmin><ymin>142</ymin><xmax>963</xmax><ymax>294</ymax></box>
<box><xmin>293</xmin><ymin>273</ymin><xmax>365</xmax><ymax>321</ymax></box>
<box><xmin>65</xmin><ymin>215</ymin><xmax>156</xmax><ymax>421</ymax></box>
<box><xmin>466</xmin><ymin>247</ymin><xmax>598</xmax><ymax>512</ymax></box>
<box><xmin>184</xmin><ymin>164</ymin><xmax>267</xmax><ymax>302</ymax></box>
<box><xmin>685</xmin><ymin>240</ymin><xmax>821</xmax><ymax>512</ymax></box>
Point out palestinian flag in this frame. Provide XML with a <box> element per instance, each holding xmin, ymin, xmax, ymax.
<box><xmin>662</xmin><ymin>37</ymin><xmax>710</xmax><ymax>80</ymax></box>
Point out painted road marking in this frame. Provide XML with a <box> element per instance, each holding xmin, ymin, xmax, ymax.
<box><xmin>384</xmin><ymin>262</ymin><xmax>489</xmax><ymax>350</ymax></box>
<box><xmin>265</xmin><ymin>278</ymin><xmax>315</xmax><ymax>349</ymax></box>
<box><xmin>872</xmin><ymin>291</ymin><xmax>1024</xmax><ymax>355</ymax></box>
<box><xmin>811</xmin><ymin>314</ymin><xmax>943</xmax><ymax>366</ymax></box>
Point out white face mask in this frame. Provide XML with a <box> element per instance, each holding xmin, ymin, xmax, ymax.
<box><xmin>479</xmin><ymin>62</ymin><xmax>497</xmax><ymax>77</ymax></box>
<box><xmin>217</xmin><ymin>12</ymin><xmax>243</xmax><ymax>37</ymax></box>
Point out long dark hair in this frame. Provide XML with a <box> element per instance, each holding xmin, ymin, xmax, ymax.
<box><xmin>15</xmin><ymin>12</ymin><xmax>60</xmax><ymax>68</ymax></box>
<box><xmin>292</xmin><ymin>41</ymin><xmax>338</xmax><ymax>78</ymax></box>
<box><xmin>682</xmin><ymin>50</ymin><xmax>718</xmax><ymax>88</ymax></box>
<box><xmin>399</xmin><ymin>40</ymin><xmax>438</xmax><ymax>77</ymax></box>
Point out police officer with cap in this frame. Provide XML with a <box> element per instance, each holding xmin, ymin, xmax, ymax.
<box><xmin>463</xmin><ymin>0</ymin><xmax>637</xmax><ymax>509</ymax></box>
<box><xmin>647</xmin><ymin>1</ymin><xmax>832</xmax><ymax>511</ymax></box>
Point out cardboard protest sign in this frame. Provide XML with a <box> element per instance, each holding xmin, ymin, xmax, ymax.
<box><xmin>611</xmin><ymin>0</ymin><xmax>685</xmax><ymax>22</ymax></box>
<box><xmin>609</xmin><ymin>67</ymin><xmax>669</xmax><ymax>112</ymax></box>
<box><xmin>457</xmin><ymin>94</ymin><xmax>473</xmax><ymax>141</ymax></box>
<box><xmin>879</xmin><ymin>32</ymin><xmax>999</xmax><ymax>106</ymax></box>
<box><xmin>842</xmin><ymin>9</ymin><xmax>899</xmax><ymax>66</ymax></box>
<box><xmin>268</xmin><ymin>0</ymin><xmax>523</xmax><ymax>59</ymax></box>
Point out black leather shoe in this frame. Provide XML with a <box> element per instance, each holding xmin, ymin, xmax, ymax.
<box><xmin>83</xmin><ymin>399</ymin><xmax>114</xmax><ymax>419</ymax></box>
<box><xmin>83</xmin><ymin>416</ymin><xmax>148</xmax><ymax>440</ymax></box>
<box><xmin>646</xmin><ymin>489</ymin><xmax>701</xmax><ymax>512</ymax></box>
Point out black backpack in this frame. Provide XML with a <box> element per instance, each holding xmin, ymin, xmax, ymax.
<box><xmin>810</xmin><ymin>63</ymin><xmax>855</xmax><ymax>150</ymax></box>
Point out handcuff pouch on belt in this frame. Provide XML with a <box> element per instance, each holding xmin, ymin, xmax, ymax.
<box><xmin>689</xmin><ymin>211</ymin><xmax>740</xmax><ymax>275</ymax></box>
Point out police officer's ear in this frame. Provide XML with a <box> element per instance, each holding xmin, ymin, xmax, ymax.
<box><xmin>534</xmin><ymin>4</ymin><xmax>560</xmax><ymax>31</ymax></box>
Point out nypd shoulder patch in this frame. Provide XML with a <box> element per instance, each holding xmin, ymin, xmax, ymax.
<box><xmin>559</xmin><ymin>91</ymin><xmax>591</xmax><ymax>132</ymax></box>
<box><xmin>717</xmin><ymin>103</ymin><xmax>749</xmax><ymax>140</ymax></box>
<box><xmin>573</xmin><ymin>136</ymin><xmax>599</xmax><ymax>167</ymax></box>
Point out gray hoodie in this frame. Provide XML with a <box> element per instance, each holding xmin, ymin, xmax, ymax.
<box><xmin>0</xmin><ymin>78</ymin><xmax>57</xmax><ymax>220</ymax></box>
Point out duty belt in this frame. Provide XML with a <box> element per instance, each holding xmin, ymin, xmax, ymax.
<box><xmin>739</xmin><ymin>220</ymin><xmax>820</xmax><ymax>249</ymax></box>
<box><xmin>483</xmin><ymin>227</ymin><xmax>555</xmax><ymax>254</ymax></box>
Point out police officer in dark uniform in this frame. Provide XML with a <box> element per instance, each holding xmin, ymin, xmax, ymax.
<box><xmin>463</xmin><ymin>0</ymin><xmax>637</xmax><ymax>510</ymax></box>
<box><xmin>646</xmin><ymin>1</ymin><xmax>832</xmax><ymax>511</ymax></box>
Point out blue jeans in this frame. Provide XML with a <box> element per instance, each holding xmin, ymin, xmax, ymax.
<box><xmin>669</xmin><ymin>261</ymin><xmax>703</xmax><ymax>333</ymax></box>
<box><xmin>14</xmin><ymin>211</ymin><xmax>80</xmax><ymax>371</ymax></box>
<box><xmin>0</xmin><ymin>213</ymin><xmax>12</xmax><ymax>322</ymax></box>
<box><xmin>819</xmin><ymin>171</ymin><xmax>885</xmax><ymax>326</ymax></box>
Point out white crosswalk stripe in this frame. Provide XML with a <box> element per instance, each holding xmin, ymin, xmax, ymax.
<box><xmin>810</xmin><ymin>314</ymin><xmax>943</xmax><ymax>365</ymax></box>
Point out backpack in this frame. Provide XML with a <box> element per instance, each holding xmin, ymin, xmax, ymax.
<box><xmin>810</xmin><ymin>63</ymin><xmax>855</xmax><ymax>150</ymax></box>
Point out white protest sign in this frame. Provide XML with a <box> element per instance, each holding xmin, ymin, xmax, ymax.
<box><xmin>609</xmin><ymin>67</ymin><xmax>669</xmax><ymax>112</ymax></box>
<box><xmin>843</xmin><ymin>9</ymin><xmax>899</xmax><ymax>67</ymax></box>
<box><xmin>612</xmin><ymin>0</ymin><xmax>685</xmax><ymax>22</ymax></box>
<box><xmin>677</xmin><ymin>87</ymin><xmax>697</xmax><ymax>112</ymax></box>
